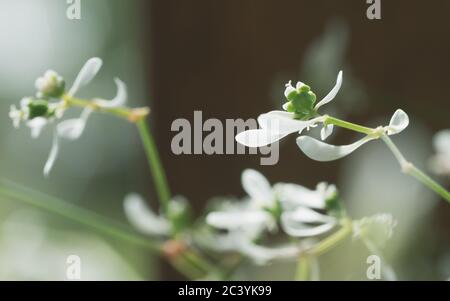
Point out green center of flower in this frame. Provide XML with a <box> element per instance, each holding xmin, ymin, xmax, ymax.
<box><xmin>284</xmin><ymin>84</ymin><xmax>317</xmax><ymax>120</ymax></box>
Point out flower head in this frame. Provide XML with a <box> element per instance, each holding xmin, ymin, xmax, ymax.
<box><xmin>8</xmin><ymin>57</ymin><xmax>128</xmax><ymax>176</ymax></box>
<box><xmin>235</xmin><ymin>71</ymin><xmax>342</xmax><ymax>147</ymax></box>
<box><xmin>203</xmin><ymin>169</ymin><xmax>342</xmax><ymax>264</ymax></box>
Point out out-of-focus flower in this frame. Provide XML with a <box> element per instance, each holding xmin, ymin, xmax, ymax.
<box><xmin>8</xmin><ymin>57</ymin><xmax>128</xmax><ymax>176</ymax></box>
<box><xmin>123</xmin><ymin>193</ymin><xmax>191</xmax><ymax>237</ymax></box>
<box><xmin>235</xmin><ymin>71</ymin><xmax>342</xmax><ymax>148</ymax></box>
<box><xmin>296</xmin><ymin>109</ymin><xmax>409</xmax><ymax>162</ymax></box>
<box><xmin>203</xmin><ymin>169</ymin><xmax>341</xmax><ymax>264</ymax></box>
<box><xmin>430</xmin><ymin>130</ymin><xmax>450</xmax><ymax>176</ymax></box>
<box><xmin>353</xmin><ymin>213</ymin><xmax>398</xmax><ymax>281</ymax></box>
<box><xmin>276</xmin><ymin>182</ymin><xmax>338</xmax><ymax>237</ymax></box>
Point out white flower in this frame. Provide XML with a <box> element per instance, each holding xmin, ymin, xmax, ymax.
<box><xmin>123</xmin><ymin>193</ymin><xmax>171</xmax><ymax>237</ymax></box>
<box><xmin>41</xmin><ymin>58</ymin><xmax>127</xmax><ymax>176</ymax></box>
<box><xmin>276</xmin><ymin>182</ymin><xmax>338</xmax><ymax>237</ymax></box>
<box><xmin>296</xmin><ymin>109</ymin><xmax>409</xmax><ymax>162</ymax></box>
<box><xmin>235</xmin><ymin>71</ymin><xmax>342</xmax><ymax>147</ymax></box>
<box><xmin>430</xmin><ymin>130</ymin><xmax>450</xmax><ymax>176</ymax></box>
<box><xmin>206</xmin><ymin>169</ymin><xmax>278</xmax><ymax>238</ymax></box>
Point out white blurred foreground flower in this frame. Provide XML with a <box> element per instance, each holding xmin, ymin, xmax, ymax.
<box><xmin>235</xmin><ymin>71</ymin><xmax>410</xmax><ymax>162</ymax></box>
<box><xmin>204</xmin><ymin>169</ymin><xmax>339</xmax><ymax>264</ymax></box>
<box><xmin>430</xmin><ymin>130</ymin><xmax>450</xmax><ymax>176</ymax></box>
<box><xmin>8</xmin><ymin>57</ymin><xmax>128</xmax><ymax>176</ymax></box>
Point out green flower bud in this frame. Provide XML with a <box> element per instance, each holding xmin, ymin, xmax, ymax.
<box><xmin>283</xmin><ymin>81</ymin><xmax>317</xmax><ymax>120</ymax></box>
<box><xmin>27</xmin><ymin>99</ymin><xmax>49</xmax><ymax>119</ymax></box>
<box><xmin>35</xmin><ymin>70</ymin><xmax>65</xmax><ymax>98</ymax></box>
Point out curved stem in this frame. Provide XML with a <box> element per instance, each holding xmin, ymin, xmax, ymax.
<box><xmin>381</xmin><ymin>134</ymin><xmax>450</xmax><ymax>202</ymax></box>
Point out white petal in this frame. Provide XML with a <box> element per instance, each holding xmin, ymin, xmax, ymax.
<box><xmin>56</xmin><ymin>108</ymin><xmax>92</xmax><ymax>140</ymax></box>
<box><xmin>234</xmin><ymin>238</ymin><xmax>299</xmax><ymax>265</ymax></box>
<box><xmin>284</xmin><ymin>81</ymin><xmax>295</xmax><ymax>98</ymax></box>
<box><xmin>314</xmin><ymin>70</ymin><xmax>343</xmax><ymax>110</ymax></box>
<box><xmin>258</xmin><ymin>110</ymin><xmax>314</xmax><ymax>134</ymax></box>
<box><xmin>68</xmin><ymin>57</ymin><xmax>103</xmax><ymax>96</ymax></box>
<box><xmin>43</xmin><ymin>132</ymin><xmax>59</xmax><ymax>177</ymax></box>
<box><xmin>386</xmin><ymin>109</ymin><xmax>409</xmax><ymax>135</ymax></box>
<box><xmin>241</xmin><ymin>169</ymin><xmax>273</xmax><ymax>207</ymax></box>
<box><xmin>274</xmin><ymin>183</ymin><xmax>326</xmax><ymax>209</ymax></box>
<box><xmin>320</xmin><ymin>124</ymin><xmax>334</xmax><ymax>140</ymax></box>
<box><xmin>93</xmin><ymin>78</ymin><xmax>127</xmax><ymax>108</ymax></box>
<box><xmin>286</xmin><ymin>207</ymin><xmax>335</xmax><ymax>224</ymax></box>
<box><xmin>235</xmin><ymin>111</ymin><xmax>319</xmax><ymax>147</ymax></box>
<box><xmin>296</xmin><ymin>135</ymin><xmax>375</xmax><ymax>162</ymax></box>
<box><xmin>206</xmin><ymin>210</ymin><xmax>272</xmax><ymax>232</ymax></box>
<box><xmin>123</xmin><ymin>193</ymin><xmax>170</xmax><ymax>236</ymax></box>
<box><xmin>433</xmin><ymin>129</ymin><xmax>450</xmax><ymax>155</ymax></box>
<box><xmin>281</xmin><ymin>211</ymin><xmax>336</xmax><ymax>237</ymax></box>
<box><xmin>26</xmin><ymin>117</ymin><xmax>48</xmax><ymax>138</ymax></box>
<box><xmin>235</xmin><ymin>129</ymin><xmax>288</xmax><ymax>147</ymax></box>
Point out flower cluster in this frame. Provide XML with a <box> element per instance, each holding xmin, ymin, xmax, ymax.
<box><xmin>201</xmin><ymin>169</ymin><xmax>340</xmax><ymax>264</ymax></box>
<box><xmin>235</xmin><ymin>71</ymin><xmax>409</xmax><ymax>162</ymax></box>
<box><xmin>9</xmin><ymin>58</ymin><xmax>127</xmax><ymax>176</ymax></box>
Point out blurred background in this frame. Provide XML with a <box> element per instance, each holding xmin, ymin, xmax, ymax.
<box><xmin>0</xmin><ymin>0</ymin><xmax>449</xmax><ymax>280</ymax></box>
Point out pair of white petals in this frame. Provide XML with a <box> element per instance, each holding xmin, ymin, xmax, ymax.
<box><xmin>297</xmin><ymin>109</ymin><xmax>409</xmax><ymax>162</ymax></box>
<box><xmin>236</xmin><ymin>71</ymin><xmax>343</xmax><ymax>148</ymax></box>
<box><xmin>42</xmin><ymin>58</ymin><xmax>128</xmax><ymax>176</ymax></box>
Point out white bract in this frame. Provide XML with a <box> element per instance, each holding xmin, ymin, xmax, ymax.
<box><xmin>8</xmin><ymin>57</ymin><xmax>128</xmax><ymax>176</ymax></box>
<box><xmin>235</xmin><ymin>71</ymin><xmax>343</xmax><ymax>147</ymax></box>
<box><xmin>430</xmin><ymin>130</ymin><xmax>450</xmax><ymax>176</ymax></box>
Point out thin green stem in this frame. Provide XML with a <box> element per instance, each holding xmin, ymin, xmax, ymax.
<box><xmin>380</xmin><ymin>134</ymin><xmax>450</xmax><ymax>203</ymax></box>
<box><xmin>65</xmin><ymin>96</ymin><xmax>149</xmax><ymax>121</ymax></box>
<box><xmin>0</xmin><ymin>179</ymin><xmax>162</xmax><ymax>252</ymax></box>
<box><xmin>136</xmin><ymin>119</ymin><xmax>172</xmax><ymax>213</ymax></box>
<box><xmin>325</xmin><ymin>115</ymin><xmax>374</xmax><ymax>135</ymax></box>
<box><xmin>326</xmin><ymin>114</ymin><xmax>450</xmax><ymax>203</ymax></box>
<box><xmin>306</xmin><ymin>219</ymin><xmax>353</xmax><ymax>257</ymax></box>
<box><xmin>295</xmin><ymin>255</ymin><xmax>312</xmax><ymax>281</ymax></box>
